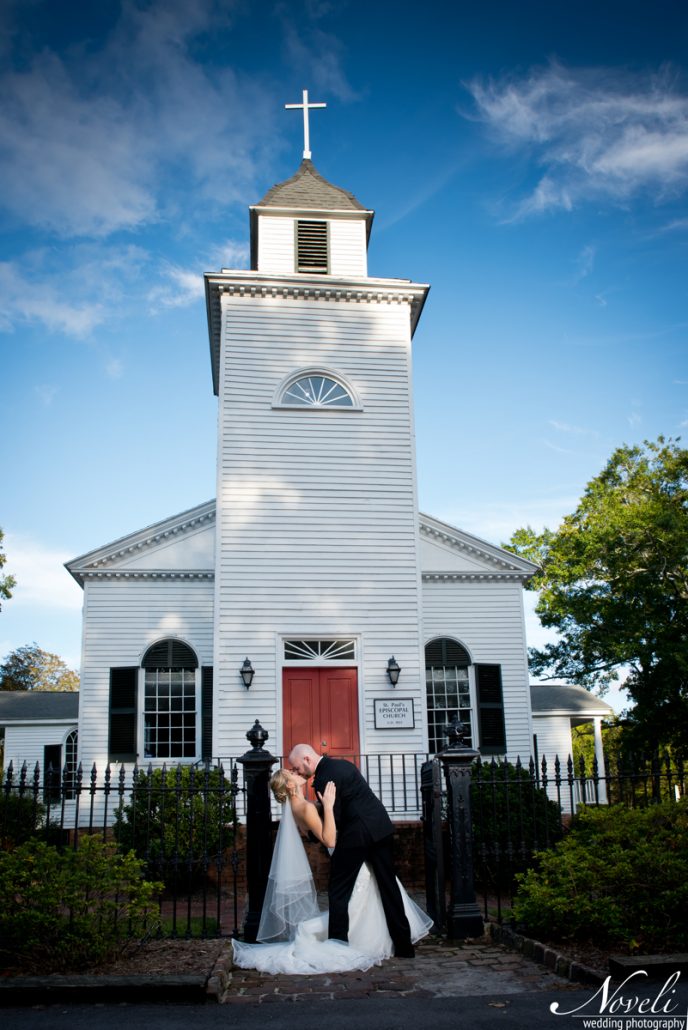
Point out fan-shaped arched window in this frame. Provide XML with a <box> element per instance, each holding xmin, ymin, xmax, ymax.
<box><xmin>142</xmin><ymin>638</ymin><xmax>198</xmax><ymax>759</ymax></box>
<box><xmin>279</xmin><ymin>374</ymin><xmax>354</xmax><ymax>408</ymax></box>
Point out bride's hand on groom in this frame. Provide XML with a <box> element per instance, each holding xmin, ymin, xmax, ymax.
<box><xmin>318</xmin><ymin>781</ymin><xmax>336</xmax><ymax>811</ymax></box>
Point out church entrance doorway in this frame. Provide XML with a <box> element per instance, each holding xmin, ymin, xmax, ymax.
<box><xmin>282</xmin><ymin>667</ymin><xmax>360</xmax><ymax>761</ymax></box>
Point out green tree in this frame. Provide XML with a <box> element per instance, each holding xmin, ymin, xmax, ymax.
<box><xmin>0</xmin><ymin>643</ymin><xmax>80</xmax><ymax>692</ymax></box>
<box><xmin>0</xmin><ymin>528</ymin><xmax>15</xmax><ymax>610</ymax></box>
<box><xmin>506</xmin><ymin>437</ymin><xmax>688</xmax><ymax>751</ymax></box>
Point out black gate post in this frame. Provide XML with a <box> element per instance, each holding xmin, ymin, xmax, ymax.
<box><xmin>438</xmin><ymin>718</ymin><xmax>484</xmax><ymax>939</ymax></box>
<box><xmin>236</xmin><ymin>720</ymin><xmax>277</xmax><ymax>942</ymax></box>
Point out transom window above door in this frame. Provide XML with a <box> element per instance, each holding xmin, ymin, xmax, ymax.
<box><xmin>280</xmin><ymin>374</ymin><xmax>354</xmax><ymax>408</ymax></box>
<box><xmin>284</xmin><ymin>639</ymin><xmax>356</xmax><ymax>660</ymax></box>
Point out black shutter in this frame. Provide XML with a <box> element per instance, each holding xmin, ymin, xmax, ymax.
<box><xmin>475</xmin><ymin>664</ymin><xmax>506</xmax><ymax>755</ymax></box>
<box><xmin>109</xmin><ymin>667</ymin><xmax>138</xmax><ymax>762</ymax></box>
<box><xmin>44</xmin><ymin>744</ymin><xmax>62</xmax><ymax>801</ymax></box>
<box><xmin>201</xmin><ymin>666</ymin><xmax>213</xmax><ymax>761</ymax></box>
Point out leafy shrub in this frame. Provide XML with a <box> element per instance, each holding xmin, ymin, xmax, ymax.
<box><xmin>513</xmin><ymin>800</ymin><xmax>688</xmax><ymax>953</ymax></box>
<box><xmin>471</xmin><ymin>758</ymin><xmax>564</xmax><ymax>888</ymax></box>
<box><xmin>113</xmin><ymin>765</ymin><xmax>234</xmax><ymax>889</ymax></box>
<box><xmin>0</xmin><ymin>834</ymin><xmax>161</xmax><ymax>973</ymax></box>
<box><xmin>0</xmin><ymin>792</ymin><xmax>46</xmax><ymax>849</ymax></box>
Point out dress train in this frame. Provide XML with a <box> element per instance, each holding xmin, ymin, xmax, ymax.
<box><xmin>232</xmin><ymin>860</ymin><xmax>432</xmax><ymax>974</ymax></box>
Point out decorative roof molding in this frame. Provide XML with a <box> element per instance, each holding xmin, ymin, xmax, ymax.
<box><xmin>79</xmin><ymin>570</ymin><xmax>214</xmax><ymax>582</ymax></box>
<box><xmin>66</xmin><ymin>501</ymin><xmax>216</xmax><ymax>587</ymax></box>
<box><xmin>422</xmin><ymin>572</ymin><xmax>531</xmax><ymax>583</ymax></box>
<box><xmin>419</xmin><ymin>513</ymin><xmax>538</xmax><ymax>581</ymax></box>
<box><xmin>66</xmin><ymin>504</ymin><xmax>534</xmax><ymax>588</ymax></box>
<box><xmin>205</xmin><ymin>272</ymin><xmax>429</xmax><ymax>395</ymax></box>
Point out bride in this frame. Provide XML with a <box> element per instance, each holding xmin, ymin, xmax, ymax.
<box><xmin>232</xmin><ymin>769</ymin><xmax>433</xmax><ymax>975</ymax></box>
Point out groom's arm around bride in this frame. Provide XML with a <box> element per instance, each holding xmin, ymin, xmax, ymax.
<box><xmin>289</xmin><ymin>744</ymin><xmax>415</xmax><ymax>958</ymax></box>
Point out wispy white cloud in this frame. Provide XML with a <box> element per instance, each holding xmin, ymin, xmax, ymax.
<box><xmin>548</xmin><ymin>419</ymin><xmax>599</xmax><ymax>437</ymax></box>
<box><xmin>4</xmin><ymin>533</ymin><xmax>82</xmax><ymax>612</ymax></box>
<box><xmin>573</xmin><ymin>244</ymin><xmax>596</xmax><ymax>282</ymax></box>
<box><xmin>0</xmin><ymin>0</ymin><xmax>273</xmax><ymax>239</ymax></box>
<box><xmin>280</xmin><ymin>6</ymin><xmax>358</xmax><ymax>105</ymax></box>
<box><xmin>435</xmin><ymin>491</ymin><xmax>581</xmax><ymax>544</ymax></box>
<box><xmin>378</xmin><ymin>159</ymin><xmax>465</xmax><ymax>231</ymax></box>
<box><xmin>35</xmin><ymin>384</ymin><xmax>59</xmax><ymax>406</ymax></box>
<box><xmin>148</xmin><ymin>238</ymin><xmax>249</xmax><ymax>310</ymax></box>
<box><xmin>148</xmin><ymin>265</ymin><xmax>206</xmax><ymax>311</ymax></box>
<box><xmin>627</xmin><ymin>411</ymin><xmax>642</xmax><ymax>427</ymax></box>
<box><xmin>0</xmin><ymin>260</ymin><xmax>105</xmax><ymax>337</ymax></box>
<box><xmin>543</xmin><ymin>439</ymin><xmax>575</xmax><ymax>455</ymax></box>
<box><xmin>215</xmin><ymin>240</ymin><xmax>250</xmax><ymax>270</ymax></box>
<box><xmin>656</xmin><ymin>216</ymin><xmax>688</xmax><ymax>234</ymax></box>
<box><xmin>105</xmin><ymin>358</ymin><xmax>124</xmax><ymax>380</ymax></box>
<box><xmin>465</xmin><ymin>61</ymin><xmax>688</xmax><ymax>219</ymax></box>
<box><xmin>0</xmin><ymin>243</ymin><xmax>153</xmax><ymax>339</ymax></box>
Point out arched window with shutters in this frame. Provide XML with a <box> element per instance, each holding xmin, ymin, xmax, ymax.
<box><xmin>142</xmin><ymin>639</ymin><xmax>198</xmax><ymax>760</ymax></box>
<box><xmin>425</xmin><ymin>638</ymin><xmax>506</xmax><ymax>756</ymax></box>
<box><xmin>425</xmin><ymin>638</ymin><xmax>473</xmax><ymax>754</ymax></box>
<box><xmin>108</xmin><ymin>639</ymin><xmax>213</xmax><ymax>764</ymax></box>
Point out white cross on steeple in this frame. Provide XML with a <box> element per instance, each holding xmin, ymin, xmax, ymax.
<box><xmin>285</xmin><ymin>89</ymin><xmax>327</xmax><ymax>161</ymax></box>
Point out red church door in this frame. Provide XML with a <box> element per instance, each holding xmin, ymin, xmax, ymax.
<box><xmin>282</xmin><ymin>667</ymin><xmax>360</xmax><ymax>761</ymax></box>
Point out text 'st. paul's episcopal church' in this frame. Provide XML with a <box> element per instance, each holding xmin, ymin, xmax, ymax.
<box><xmin>64</xmin><ymin>122</ymin><xmax>548</xmax><ymax>791</ymax></box>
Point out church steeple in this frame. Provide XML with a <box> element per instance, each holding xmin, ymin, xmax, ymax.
<box><xmin>249</xmin><ymin>159</ymin><xmax>374</xmax><ymax>277</ymax></box>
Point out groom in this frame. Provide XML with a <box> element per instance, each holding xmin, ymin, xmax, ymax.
<box><xmin>289</xmin><ymin>743</ymin><xmax>415</xmax><ymax>957</ymax></box>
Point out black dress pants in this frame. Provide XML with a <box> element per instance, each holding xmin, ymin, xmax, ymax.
<box><xmin>327</xmin><ymin>834</ymin><xmax>413</xmax><ymax>950</ymax></box>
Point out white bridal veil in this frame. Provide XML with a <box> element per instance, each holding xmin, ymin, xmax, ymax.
<box><xmin>256</xmin><ymin>801</ymin><xmax>320</xmax><ymax>942</ymax></box>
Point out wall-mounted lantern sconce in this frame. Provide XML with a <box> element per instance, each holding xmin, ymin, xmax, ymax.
<box><xmin>386</xmin><ymin>656</ymin><xmax>401</xmax><ymax>686</ymax></box>
<box><xmin>240</xmin><ymin>657</ymin><xmax>255</xmax><ymax>689</ymax></box>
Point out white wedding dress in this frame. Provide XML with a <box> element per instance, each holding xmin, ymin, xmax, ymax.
<box><xmin>232</xmin><ymin>802</ymin><xmax>433</xmax><ymax>975</ymax></box>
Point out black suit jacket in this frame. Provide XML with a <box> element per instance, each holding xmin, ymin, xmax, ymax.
<box><xmin>312</xmin><ymin>756</ymin><xmax>394</xmax><ymax>848</ymax></box>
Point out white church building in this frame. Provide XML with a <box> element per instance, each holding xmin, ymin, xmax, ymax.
<box><xmin>5</xmin><ymin>108</ymin><xmax>614</xmax><ymax>809</ymax></box>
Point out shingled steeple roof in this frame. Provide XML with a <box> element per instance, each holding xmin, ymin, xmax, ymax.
<box><xmin>257</xmin><ymin>159</ymin><xmax>368</xmax><ymax>211</ymax></box>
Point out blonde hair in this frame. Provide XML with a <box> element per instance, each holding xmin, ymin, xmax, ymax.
<box><xmin>270</xmin><ymin>769</ymin><xmax>291</xmax><ymax>804</ymax></box>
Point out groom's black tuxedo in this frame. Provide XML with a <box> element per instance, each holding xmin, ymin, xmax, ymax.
<box><xmin>312</xmin><ymin>756</ymin><xmax>413</xmax><ymax>955</ymax></box>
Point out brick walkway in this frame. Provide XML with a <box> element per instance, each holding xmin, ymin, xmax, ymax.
<box><xmin>221</xmin><ymin>933</ymin><xmax>577</xmax><ymax>1004</ymax></box>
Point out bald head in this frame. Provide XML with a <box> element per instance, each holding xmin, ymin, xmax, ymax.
<box><xmin>289</xmin><ymin>743</ymin><xmax>321</xmax><ymax>778</ymax></box>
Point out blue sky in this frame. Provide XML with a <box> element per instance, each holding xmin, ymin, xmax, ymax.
<box><xmin>2</xmin><ymin>0</ymin><xmax>687</xmax><ymax>714</ymax></box>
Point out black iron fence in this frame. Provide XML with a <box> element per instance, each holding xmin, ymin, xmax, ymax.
<box><xmin>1</xmin><ymin>746</ymin><xmax>685</xmax><ymax>942</ymax></box>
<box><xmin>1</xmin><ymin>757</ymin><xmax>246</xmax><ymax>940</ymax></box>
<box><xmin>454</xmin><ymin>749</ymin><xmax>685</xmax><ymax>929</ymax></box>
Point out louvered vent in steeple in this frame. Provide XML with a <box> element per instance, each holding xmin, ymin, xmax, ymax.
<box><xmin>296</xmin><ymin>219</ymin><xmax>328</xmax><ymax>273</ymax></box>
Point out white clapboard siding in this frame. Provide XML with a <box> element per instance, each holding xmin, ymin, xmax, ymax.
<box><xmin>215</xmin><ymin>293</ymin><xmax>426</xmax><ymax>759</ymax></box>
<box><xmin>329</xmin><ymin>220</ymin><xmax>367</xmax><ymax>277</ymax></box>
<box><xmin>256</xmin><ymin>215</ymin><xmax>367</xmax><ymax>277</ymax></box>
<box><xmin>256</xmin><ymin>215</ymin><xmax>295</xmax><ymax>274</ymax></box>
<box><xmin>422</xmin><ymin>579</ymin><xmax>533</xmax><ymax>759</ymax></box>
<box><xmin>531</xmin><ymin>715</ymin><xmax>580</xmax><ymax>813</ymax></box>
<box><xmin>77</xmin><ymin>577</ymin><xmax>214</xmax><ymax>772</ymax></box>
<box><xmin>4</xmin><ymin>722</ymin><xmax>77</xmax><ymax>778</ymax></box>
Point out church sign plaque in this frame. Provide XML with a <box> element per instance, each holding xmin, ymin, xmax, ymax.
<box><xmin>373</xmin><ymin>698</ymin><xmax>415</xmax><ymax>729</ymax></box>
